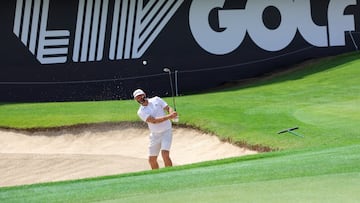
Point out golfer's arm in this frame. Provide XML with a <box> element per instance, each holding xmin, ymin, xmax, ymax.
<box><xmin>146</xmin><ymin>115</ymin><xmax>172</xmax><ymax>124</ymax></box>
<box><xmin>164</xmin><ymin>105</ymin><xmax>175</xmax><ymax>114</ymax></box>
<box><xmin>145</xmin><ymin>106</ymin><xmax>177</xmax><ymax>124</ymax></box>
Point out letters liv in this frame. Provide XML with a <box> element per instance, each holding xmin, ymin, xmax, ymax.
<box><xmin>13</xmin><ymin>0</ymin><xmax>184</xmax><ymax>64</ymax></box>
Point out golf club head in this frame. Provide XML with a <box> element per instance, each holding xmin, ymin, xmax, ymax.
<box><xmin>163</xmin><ymin>67</ymin><xmax>170</xmax><ymax>72</ymax></box>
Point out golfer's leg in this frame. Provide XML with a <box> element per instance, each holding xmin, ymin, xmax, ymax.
<box><xmin>149</xmin><ymin>156</ymin><xmax>159</xmax><ymax>169</ymax></box>
<box><xmin>149</xmin><ymin>132</ymin><xmax>161</xmax><ymax>169</ymax></box>
<box><xmin>161</xmin><ymin>150</ymin><xmax>172</xmax><ymax>167</ymax></box>
<box><xmin>161</xmin><ymin>129</ymin><xmax>173</xmax><ymax>167</ymax></box>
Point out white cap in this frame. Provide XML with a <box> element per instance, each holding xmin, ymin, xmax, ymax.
<box><xmin>133</xmin><ymin>89</ymin><xmax>145</xmax><ymax>98</ymax></box>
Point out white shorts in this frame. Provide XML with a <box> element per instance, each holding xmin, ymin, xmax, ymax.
<box><xmin>148</xmin><ymin>129</ymin><xmax>173</xmax><ymax>156</ymax></box>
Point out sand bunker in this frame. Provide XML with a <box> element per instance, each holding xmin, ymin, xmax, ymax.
<box><xmin>0</xmin><ymin>123</ymin><xmax>257</xmax><ymax>187</ymax></box>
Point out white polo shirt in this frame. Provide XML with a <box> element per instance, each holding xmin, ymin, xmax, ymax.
<box><xmin>137</xmin><ymin>96</ymin><xmax>172</xmax><ymax>133</ymax></box>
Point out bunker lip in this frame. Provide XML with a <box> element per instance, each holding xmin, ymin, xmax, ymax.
<box><xmin>0</xmin><ymin>122</ymin><xmax>274</xmax><ymax>152</ymax></box>
<box><xmin>0</xmin><ymin>122</ymin><xmax>259</xmax><ymax>187</ymax></box>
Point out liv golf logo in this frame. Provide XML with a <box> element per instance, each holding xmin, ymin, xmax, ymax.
<box><xmin>13</xmin><ymin>0</ymin><xmax>357</xmax><ymax>65</ymax></box>
<box><xmin>13</xmin><ymin>0</ymin><xmax>184</xmax><ymax>64</ymax></box>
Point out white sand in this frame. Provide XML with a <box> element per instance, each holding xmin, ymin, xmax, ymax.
<box><xmin>0</xmin><ymin>123</ymin><xmax>257</xmax><ymax>187</ymax></box>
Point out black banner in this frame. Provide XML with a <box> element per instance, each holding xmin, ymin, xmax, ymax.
<box><xmin>0</xmin><ymin>0</ymin><xmax>359</xmax><ymax>101</ymax></box>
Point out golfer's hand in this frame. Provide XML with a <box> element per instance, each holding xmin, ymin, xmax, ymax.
<box><xmin>169</xmin><ymin>112</ymin><xmax>178</xmax><ymax>119</ymax></box>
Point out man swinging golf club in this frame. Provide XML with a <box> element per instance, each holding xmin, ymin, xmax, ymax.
<box><xmin>133</xmin><ymin>89</ymin><xmax>178</xmax><ymax>169</ymax></box>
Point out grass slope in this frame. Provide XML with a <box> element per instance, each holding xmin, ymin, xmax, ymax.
<box><xmin>179</xmin><ymin>53</ymin><xmax>360</xmax><ymax>149</ymax></box>
<box><xmin>1</xmin><ymin>145</ymin><xmax>359</xmax><ymax>202</ymax></box>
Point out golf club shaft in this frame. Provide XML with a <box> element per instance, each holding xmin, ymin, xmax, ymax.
<box><xmin>289</xmin><ymin>131</ymin><xmax>304</xmax><ymax>137</ymax></box>
<box><xmin>167</xmin><ymin>72</ymin><xmax>176</xmax><ymax>111</ymax></box>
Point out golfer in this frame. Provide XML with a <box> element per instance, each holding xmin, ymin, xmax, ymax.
<box><xmin>133</xmin><ymin>89</ymin><xmax>178</xmax><ymax>169</ymax></box>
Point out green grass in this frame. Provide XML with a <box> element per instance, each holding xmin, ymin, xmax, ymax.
<box><xmin>0</xmin><ymin>52</ymin><xmax>360</xmax><ymax>202</ymax></box>
<box><xmin>0</xmin><ymin>100</ymin><xmax>138</xmax><ymax>128</ymax></box>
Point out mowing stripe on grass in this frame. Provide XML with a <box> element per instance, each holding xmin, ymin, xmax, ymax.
<box><xmin>104</xmin><ymin>172</ymin><xmax>360</xmax><ymax>203</ymax></box>
<box><xmin>1</xmin><ymin>145</ymin><xmax>359</xmax><ymax>202</ymax></box>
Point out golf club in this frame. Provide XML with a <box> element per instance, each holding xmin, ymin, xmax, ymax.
<box><xmin>163</xmin><ymin>67</ymin><xmax>176</xmax><ymax>111</ymax></box>
<box><xmin>278</xmin><ymin>127</ymin><xmax>304</xmax><ymax>137</ymax></box>
<box><xmin>163</xmin><ymin>67</ymin><xmax>178</xmax><ymax>122</ymax></box>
